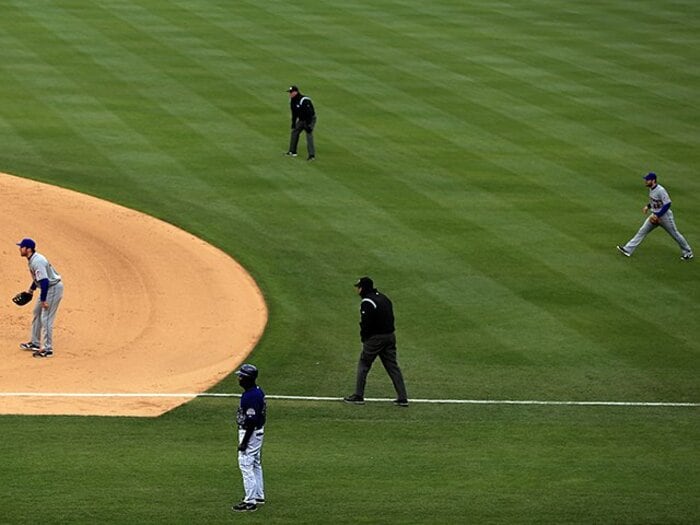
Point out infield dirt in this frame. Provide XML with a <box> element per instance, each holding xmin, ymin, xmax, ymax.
<box><xmin>0</xmin><ymin>172</ymin><xmax>267</xmax><ymax>416</ymax></box>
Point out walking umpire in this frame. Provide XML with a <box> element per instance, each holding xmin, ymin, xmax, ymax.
<box><xmin>285</xmin><ymin>85</ymin><xmax>316</xmax><ymax>161</ymax></box>
<box><xmin>344</xmin><ymin>277</ymin><xmax>409</xmax><ymax>407</ymax></box>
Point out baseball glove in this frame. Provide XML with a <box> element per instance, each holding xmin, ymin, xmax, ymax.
<box><xmin>12</xmin><ymin>291</ymin><xmax>33</xmax><ymax>306</ymax></box>
<box><xmin>649</xmin><ymin>214</ymin><xmax>660</xmax><ymax>225</ymax></box>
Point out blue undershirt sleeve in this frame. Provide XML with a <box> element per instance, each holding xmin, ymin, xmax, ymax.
<box><xmin>38</xmin><ymin>278</ymin><xmax>49</xmax><ymax>302</ymax></box>
<box><xmin>655</xmin><ymin>202</ymin><xmax>671</xmax><ymax>217</ymax></box>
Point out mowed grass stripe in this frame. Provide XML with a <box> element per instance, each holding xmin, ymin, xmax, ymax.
<box><xmin>21</xmin><ymin>4</ymin><xmax>273</xmax><ymax>160</ymax></box>
<box><xmin>0</xmin><ymin>49</ymin><xmax>138</xmax><ymax>188</ymax></box>
<box><xmin>0</xmin><ymin>5</ymin><xmax>200</xmax><ymax>192</ymax></box>
<box><xmin>392</xmin><ymin>1</ymin><xmax>698</xmax><ymax>163</ymax></box>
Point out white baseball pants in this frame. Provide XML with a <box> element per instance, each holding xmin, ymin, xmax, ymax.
<box><xmin>238</xmin><ymin>428</ymin><xmax>265</xmax><ymax>504</ymax></box>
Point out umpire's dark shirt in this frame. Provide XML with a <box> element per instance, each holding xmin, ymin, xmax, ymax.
<box><xmin>290</xmin><ymin>92</ymin><xmax>315</xmax><ymax>126</ymax></box>
<box><xmin>359</xmin><ymin>289</ymin><xmax>395</xmax><ymax>342</ymax></box>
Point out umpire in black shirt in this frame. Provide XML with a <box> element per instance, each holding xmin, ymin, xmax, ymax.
<box><xmin>344</xmin><ymin>277</ymin><xmax>409</xmax><ymax>407</ymax></box>
<box><xmin>286</xmin><ymin>85</ymin><xmax>316</xmax><ymax>160</ymax></box>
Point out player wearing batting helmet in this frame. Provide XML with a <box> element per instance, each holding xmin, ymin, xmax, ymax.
<box><xmin>232</xmin><ymin>364</ymin><xmax>266</xmax><ymax>513</ymax></box>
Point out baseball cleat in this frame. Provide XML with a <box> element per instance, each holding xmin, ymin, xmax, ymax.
<box><xmin>285</xmin><ymin>151</ymin><xmax>297</xmax><ymax>157</ymax></box>
<box><xmin>393</xmin><ymin>399</ymin><xmax>409</xmax><ymax>407</ymax></box>
<box><xmin>32</xmin><ymin>350</ymin><xmax>53</xmax><ymax>358</ymax></box>
<box><xmin>19</xmin><ymin>342</ymin><xmax>41</xmax><ymax>351</ymax></box>
<box><xmin>231</xmin><ymin>501</ymin><xmax>257</xmax><ymax>512</ymax></box>
<box><xmin>255</xmin><ymin>498</ymin><xmax>266</xmax><ymax>505</ymax></box>
<box><xmin>343</xmin><ymin>394</ymin><xmax>365</xmax><ymax>405</ymax></box>
<box><xmin>681</xmin><ymin>253</ymin><xmax>694</xmax><ymax>260</ymax></box>
<box><xmin>616</xmin><ymin>245</ymin><xmax>631</xmax><ymax>257</ymax></box>
<box><xmin>307</xmin><ymin>155</ymin><xmax>315</xmax><ymax>161</ymax></box>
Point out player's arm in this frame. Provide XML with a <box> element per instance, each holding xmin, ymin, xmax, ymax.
<box><xmin>238</xmin><ymin>425</ymin><xmax>254</xmax><ymax>452</ymax></box>
<box><xmin>359</xmin><ymin>298</ymin><xmax>377</xmax><ymax>341</ymax></box>
<box><xmin>654</xmin><ymin>202</ymin><xmax>671</xmax><ymax>218</ymax></box>
<box><xmin>237</xmin><ymin>405</ymin><xmax>257</xmax><ymax>451</ymax></box>
<box><xmin>653</xmin><ymin>188</ymin><xmax>673</xmax><ymax>217</ymax></box>
<box><xmin>36</xmin><ymin>278</ymin><xmax>50</xmax><ymax>302</ymax></box>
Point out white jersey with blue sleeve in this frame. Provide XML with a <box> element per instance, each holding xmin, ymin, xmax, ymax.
<box><xmin>28</xmin><ymin>252</ymin><xmax>62</xmax><ymax>285</ymax></box>
<box><xmin>648</xmin><ymin>184</ymin><xmax>671</xmax><ymax>214</ymax></box>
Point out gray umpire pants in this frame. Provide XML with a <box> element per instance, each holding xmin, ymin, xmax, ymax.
<box><xmin>31</xmin><ymin>281</ymin><xmax>63</xmax><ymax>352</ymax></box>
<box><xmin>354</xmin><ymin>333</ymin><xmax>408</xmax><ymax>400</ymax></box>
<box><xmin>623</xmin><ymin>210</ymin><xmax>693</xmax><ymax>256</ymax></box>
<box><xmin>288</xmin><ymin>116</ymin><xmax>316</xmax><ymax>157</ymax></box>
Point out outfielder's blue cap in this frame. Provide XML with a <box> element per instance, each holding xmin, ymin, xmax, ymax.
<box><xmin>16</xmin><ymin>238</ymin><xmax>35</xmax><ymax>249</ymax></box>
<box><xmin>643</xmin><ymin>172</ymin><xmax>657</xmax><ymax>180</ymax></box>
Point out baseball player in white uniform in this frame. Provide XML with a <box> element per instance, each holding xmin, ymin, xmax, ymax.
<box><xmin>617</xmin><ymin>173</ymin><xmax>693</xmax><ymax>260</ymax></box>
<box><xmin>232</xmin><ymin>364</ymin><xmax>266</xmax><ymax>513</ymax></box>
<box><xmin>17</xmin><ymin>238</ymin><xmax>64</xmax><ymax>358</ymax></box>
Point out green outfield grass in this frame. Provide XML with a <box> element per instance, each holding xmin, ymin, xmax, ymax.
<box><xmin>1</xmin><ymin>0</ymin><xmax>698</xmax><ymax>523</ymax></box>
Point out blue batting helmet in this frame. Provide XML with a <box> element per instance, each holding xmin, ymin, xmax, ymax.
<box><xmin>235</xmin><ymin>363</ymin><xmax>258</xmax><ymax>379</ymax></box>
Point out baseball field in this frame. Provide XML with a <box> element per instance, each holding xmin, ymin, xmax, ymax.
<box><xmin>1</xmin><ymin>0</ymin><xmax>698</xmax><ymax>523</ymax></box>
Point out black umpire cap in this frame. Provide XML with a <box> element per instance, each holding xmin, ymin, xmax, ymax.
<box><xmin>354</xmin><ymin>276</ymin><xmax>374</xmax><ymax>290</ymax></box>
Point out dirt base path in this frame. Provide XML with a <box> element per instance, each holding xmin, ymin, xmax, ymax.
<box><xmin>0</xmin><ymin>172</ymin><xmax>267</xmax><ymax>417</ymax></box>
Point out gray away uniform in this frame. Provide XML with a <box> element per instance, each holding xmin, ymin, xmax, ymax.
<box><xmin>622</xmin><ymin>183</ymin><xmax>693</xmax><ymax>257</ymax></box>
<box><xmin>28</xmin><ymin>252</ymin><xmax>64</xmax><ymax>353</ymax></box>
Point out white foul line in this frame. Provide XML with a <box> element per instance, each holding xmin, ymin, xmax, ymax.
<box><xmin>0</xmin><ymin>392</ymin><xmax>697</xmax><ymax>407</ymax></box>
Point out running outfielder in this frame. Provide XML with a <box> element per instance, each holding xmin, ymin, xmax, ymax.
<box><xmin>617</xmin><ymin>172</ymin><xmax>693</xmax><ymax>260</ymax></box>
<box><xmin>15</xmin><ymin>238</ymin><xmax>64</xmax><ymax>358</ymax></box>
<box><xmin>232</xmin><ymin>364</ymin><xmax>266</xmax><ymax>513</ymax></box>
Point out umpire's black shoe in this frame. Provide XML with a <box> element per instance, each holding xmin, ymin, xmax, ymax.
<box><xmin>232</xmin><ymin>501</ymin><xmax>257</xmax><ymax>512</ymax></box>
<box><xmin>343</xmin><ymin>394</ymin><xmax>365</xmax><ymax>405</ymax></box>
<box><xmin>393</xmin><ymin>399</ymin><xmax>409</xmax><ymax>407</ymax></box>
<box><xmin>307</xmin><ymin>155</ymin><xmax>315</xmax><ymax>161</ymax></box>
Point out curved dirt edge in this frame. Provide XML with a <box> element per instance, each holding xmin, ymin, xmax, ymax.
<box><xmin>0</xmin><ymin>172</ymin><xmax>267</xmax><ymax>417</ymax></box>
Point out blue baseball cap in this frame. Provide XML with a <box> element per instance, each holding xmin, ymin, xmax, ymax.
<box><xmin>16</xmin><ymin>238</ymin><xmax>36</xmax><ymax>249</ymax></box>
<box><xmin>643</xmin><ymin>172</ymin><xmax>657</xmax><ymax>181</ymax></box>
